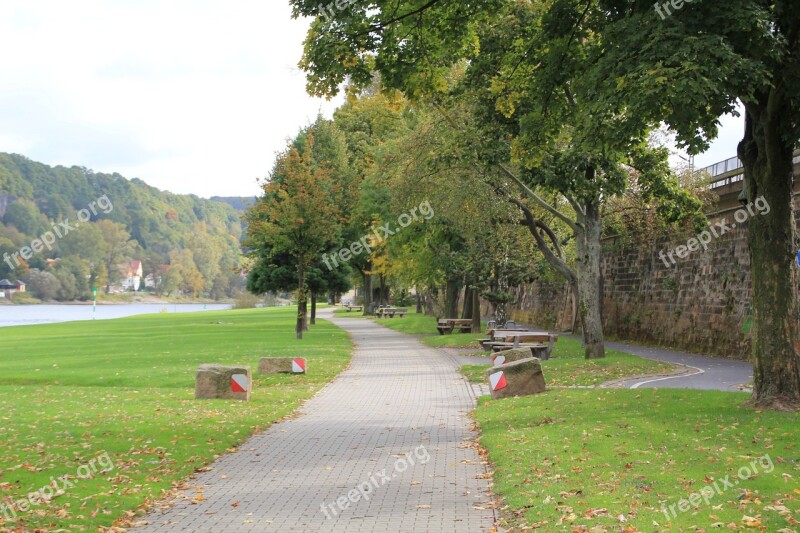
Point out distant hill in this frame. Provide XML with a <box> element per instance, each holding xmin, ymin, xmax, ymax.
<box><xmin>210</xmin><ymin>196</ymin><xmax>256</xmax><ymax>212</ymax></box>
<box><xmin>0</xmin><ymin>153</ymin><xmax>245</xmax><ymax>300</ymax></box>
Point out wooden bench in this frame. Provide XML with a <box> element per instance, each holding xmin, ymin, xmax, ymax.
<box><xmin>376</xmin><ymin>307</ymin><xmax>408</xmax><ymax>318</ymax></box>
<box><xmin>436</xmin><ymin>318</ymin><xmax>473</xmax><ymax>334</ymax></box>
<box><xmin>345</xmin><ymin>305</ymin><xmax>364</xmax><ymax>312</ymax></box>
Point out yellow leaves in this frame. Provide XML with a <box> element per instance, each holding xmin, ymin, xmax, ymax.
<box><xmin>190</xmin><ymin>487</ymin><xmax>204</xmax><ymax>504</ymax></box>
<box><xmin>740</xmin><ymin>514</ymin><xmax>762</xmax><ymax>528</ymax></box>
<box><xmin>584</xmin><ymin>507</ymin><xmax>609</xmax><ymax>518</ymax></box>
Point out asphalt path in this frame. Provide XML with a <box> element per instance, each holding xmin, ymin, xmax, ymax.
<box><xmin>603</xmin><ymin>340</ymin><xmax>753</xmax><ymax>392</ymax></box>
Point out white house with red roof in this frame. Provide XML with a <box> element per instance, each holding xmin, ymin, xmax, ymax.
<box><xmin>120</xmin><ymin>260</ymin><xmax>143</xmax><ymax>291</ymax></box>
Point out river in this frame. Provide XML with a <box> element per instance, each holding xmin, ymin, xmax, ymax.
<box><xmin>0</xmin><ymin>303</ymin><xmax>232</xmax><ymax>328</ymax></box>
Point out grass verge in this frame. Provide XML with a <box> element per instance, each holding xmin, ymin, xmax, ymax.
<box><xmin>461</xmin><ymin>335</ymin><xmax>675</xmax><ymax>387</ymax></box>
<box><xmin>0</xmin><ymin>306</ymin><xmax>350</xmax><ymax>531</ymax></box>
<box><xmin>475</xmin><ymin>388</ymin><xmax>800</xmax><ymax>531</ymax></box>
<box><xmin>368</xmin><ymin>312</ymin><xmax>485</xmax><ymax>348</ymax></box>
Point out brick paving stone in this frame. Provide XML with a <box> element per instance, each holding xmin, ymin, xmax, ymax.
<box><xmin>133</xmin><ymin>310</ymin><xmax>496</xmax><ymax>532</ymax></box>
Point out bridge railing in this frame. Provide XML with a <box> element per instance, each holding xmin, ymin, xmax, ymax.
<box><xmin>701</xmin><ymin>150</ymin><xmax>800</xmax><ymax>190</ymax></box>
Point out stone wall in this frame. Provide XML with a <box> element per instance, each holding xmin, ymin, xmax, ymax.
<box><xmin>509</xmin><ymin>213</ymin><xmax>754</xmax><ymax>359</ymax></box>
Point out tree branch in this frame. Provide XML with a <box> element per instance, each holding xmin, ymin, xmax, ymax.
<box><xmin>495</xmin><ymin>162</ymin><xmax>580</xmax><ymax>231</ymax></box>
<box><xmin>427</xmin><ymin>100</ymin><xmax>580</xmax><ymax>231</ymax></box>
<box><xmin>344</xmin><ymin>0</ymin><xmax>444</xmax><ymax>39</ymax></box>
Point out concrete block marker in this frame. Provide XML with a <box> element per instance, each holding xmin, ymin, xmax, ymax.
<box><xmin>195</xmin><ymin>364</ymin><xmax>251</xmax><ymax>401</ymax></box>
<box><xmin>492</xmin><ymin>354</ymin><xmax>506</xmax><ymax>367</ymax></box>
<box><xmin>231</xmin><ymin>373</ymin><xmax>249</xmax><ymax>393</ymax></box>
<box><xmin>259</xmin><ymin>357</ymin><xmax>307</xmax><ymax>375</ymax></box>
<box><xmin>485</xmin><ymin>357</ymin><xmax>546</xmax><ymax>400</ymax></box>
<box><xmin>489</xmin><ymin>371</ymin><xmax>507</xmax><ymax>391</ymax></box>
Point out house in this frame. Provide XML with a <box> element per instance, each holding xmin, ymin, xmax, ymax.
<box><xmin>119</xmin><ymin>260</ymin><xmax>143</xmax><ymax>291</ymax></box>
<box><xmin>0</xmin><ymin>279</ymin><xmax>25</xmax><ymax>297</ymax></box>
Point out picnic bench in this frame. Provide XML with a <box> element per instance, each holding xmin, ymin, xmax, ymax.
<box><xmin>479</xmin><ymin>331</ymin><xmax>559</xmax><ymax>358</ymax></box>
<box><xmin>376</xmin><ymin>307</ymin><xmax>408</xmax><ymax>318</ymax></box>
<box><xmin>436</xmin><ymin>318</ymin><xmax>474</xmax><ymax>334</ymax></box>
<box><xmin>345</xmin><ymin>305</ymin><xmax>364</xmax><ymax>312</ymax></box>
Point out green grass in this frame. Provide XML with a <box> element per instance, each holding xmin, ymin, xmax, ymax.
<box><xmin>460</xmin><ymin>335</ymin><xmax>675</xmax><ymax>387</ymax></box>
<box><xmin>371</xmin><ymin>313</ymin><xmax>486</xmax><ymax>348</ymax></box>
<box><xmin>0</xmin><ymin>307</ymin><xmax>351</xmax><ymax>531</ymax></box>
<box><xmin>476</xmin><ymin>389</ymin><xmax>800</xmax><ymax>531</ymax></box>
<box><xmin>333</xmin><ymin>306</ymin><xmax>365</xmax><ymax>317</ymax></box>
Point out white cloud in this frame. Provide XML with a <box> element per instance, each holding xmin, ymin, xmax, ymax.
<box><xmin>0</xmin><ymin>0</ymin><xmax>343</xmax><ymax>198</ymax></box>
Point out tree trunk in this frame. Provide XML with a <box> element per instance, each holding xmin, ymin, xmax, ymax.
<box><xmin>423</xmin><ymin>290</ymin><xmax>438</xmax><ymax>316</ymax></box>
<box><xmin>415</xmin><ymin>286</ymin><xmax>423</xmax><ymax>314</ymax></box>
<box><xmin>445</xmin><ymin>280</ymin><xmax>461</xmax><ymax>318</ymax></box>
<box><xmin>471</xmin><ymin>287</ymin><xmax>481</xmax><ymax>333</ymax></box>
<box><xmin>574</xmin><ymin>197</ymin><xmax>605</xmax><ymax>359</ymax></box>
<box><xmin>296</xmin><ymin>262</ymin><xmax>306</xmax><ymax>340</ymax></box>
<box><xmin>462</xmin><ymin>286</ymin><xmax>473</xmax><ymax>319</ymax></box>
<box><xmin>310</xmin><ymin>292</ymin><xmax>317</xmax><ymax>325</ymax></box>
<box><xmin>741</xmin><ymin>99</ymin><xmax>800</xmax><ymax>409</ymax></box>
<box><xmin>362</xmin><ymin>269</ymin><xmax>372</xmax><ymax>316</ymax></box>
<box><xmin>380</xmin><ymin>274</ymin><xmax>390</xmax><ymax>305</ymax></box>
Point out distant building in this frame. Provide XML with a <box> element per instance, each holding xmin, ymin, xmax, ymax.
<box><xmin>119</xmin><ymin>260</ymin><xmax>143</xmax><ymax>291</ymax></box>
<box><xmin>0</xmin><ymin>279</ymin><xmax>25</xmax><ymax>297</ymax></box>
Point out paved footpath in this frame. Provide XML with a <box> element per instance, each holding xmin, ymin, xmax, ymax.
<box><xmin>134</xmin><ymin>310</ymin><xmax>496</xmax><ymax>533</ymax></box>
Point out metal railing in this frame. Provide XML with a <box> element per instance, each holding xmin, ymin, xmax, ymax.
<box><xmin>702</xmin><ymin>156</ymin><xmax>742</xmax><ymax>179</ymax></box>
<box><xmin>702</xmin><ymin>150</ymin><xmax>800</xmax><ymax>190</ymax></box>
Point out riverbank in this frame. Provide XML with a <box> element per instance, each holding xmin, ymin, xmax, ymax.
<box><xmin>0</xmin><ymin>292</ymin><xmax>231</xmax><ymax>306</ymax></box>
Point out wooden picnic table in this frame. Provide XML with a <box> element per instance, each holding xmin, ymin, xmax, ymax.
<box><xmin>491</xmin><ymin>343</ymin><xmax>551</xmax><ymax>360</ymax></box>
<box><xmin>345</xmin><ymin>305</ymin><xmax>364</xmax><ymax>312</ymax></box>
<box><xmin>479</xmin><ymin>331</ymin><xmax>559</xmax><ymax>357</ymax></box>
<box><xmin>376</xmin><ymin>307</ymin><xmax>408</xmax><ymax>318</ymax></box>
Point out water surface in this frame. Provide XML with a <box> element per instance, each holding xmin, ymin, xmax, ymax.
<box><xmin>0</xmin><ymin>303</ymin><xmax>232</xmax><ymax>328</ymax></box>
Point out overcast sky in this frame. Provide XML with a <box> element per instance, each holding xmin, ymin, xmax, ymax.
<box><xmin>0</xmin><ymin>1</ymin><xmax>343</xmax><ymax>198</ymax></box>
<box><xmin>0</xmin><ymin>2</ymin><xmax>741</xmax><ymax>199</ymax></box>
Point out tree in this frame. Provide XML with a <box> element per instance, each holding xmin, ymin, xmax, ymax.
<box><xmin>96</xmin><ymin>220</ymin><xmax>136</xmax><ymax>293</ymax></box>
<box><xmin>25</xmin><ymin>269</ymin><xmax>61</xmax><ymax>300</ymax></box>
<box><xmin>169</xmin><ymin>249</ymin><xmax>204</xmax><ymax>297</ymax></box>
<box><xmin>246</xmin><ymin>133</ymin><xmax>342</xmax><ymax>339</ymax></box>
<box><xmin>2</xmin><ymin>199</ymin><xmax>48</xmax><ymax>237</ymax></box>
<box><xmin>160</xmin><ymin>266</ymin><xmax>181</xmax><ymax>296</ymax></box>
<box><xmin>291</xmin><ymin>0</ymin><xmax>704</xmax><ymax>358</ymax></box>
<box><xmin>586</xmin><ymin>0</ymin><xmax>800</xmax><ymax>407</ymax></box>
<box><xmin>333</xmin><ymin>91</ymin><xmax>412</xmax><ymax>314</ymax></box>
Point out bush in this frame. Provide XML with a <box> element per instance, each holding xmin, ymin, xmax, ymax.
<box><xmin>233</xmin><ymin>291</ymin><xmax>262</xmax><ymax>309</ymax></box>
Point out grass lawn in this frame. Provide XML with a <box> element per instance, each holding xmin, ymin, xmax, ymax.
<box><xmin>460</xmin><ymin>335</ymin><xmax>675</xmax><ymax>387</ymax></box>
<box><xmin>476</xmin><ymin>388</ymin><xmax>800</xmax><ymax>531</ymax></box>
<box><xmin>0</xmin><ymin>307</ymin><xmax>350</xmax><ymax>531</ymax></box>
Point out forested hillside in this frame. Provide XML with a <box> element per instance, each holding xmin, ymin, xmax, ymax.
<box><xmin>0</xmin><ymin>153</ymin><xmax>244</xmax><ymax>301</ymax></box>
<box><xmin>210</xmin><ymin>196</ymin><xmax>256</xmax><ymax>212</ymax></box>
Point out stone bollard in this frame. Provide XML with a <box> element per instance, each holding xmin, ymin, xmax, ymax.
<box><xmin>195</xmin><ymin>364</ymin><xmax>251</xmax><ymax>401</ymax></box>
<box><xmin>259</xmin><ymin>357</ymin><xmax>307</xmax><ymax>375</ymax></box>
<box><xmin>486</xmin><ymin>358</ymin><xmax>546</xmax><ymax>400</ymax></box>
